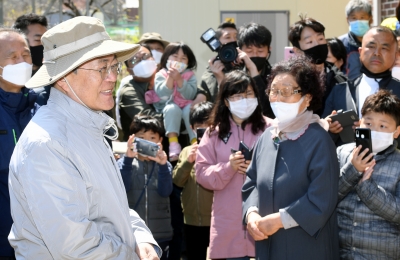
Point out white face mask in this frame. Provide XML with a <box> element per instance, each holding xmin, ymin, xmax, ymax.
<box><xmin>270</xmin><ymin>96</ymin><xmax>305</xmax><ymax>123</ymax></box>
<box><xmin>151</xmin><ymin>50</ymin><xmax>163</xmax><ymax>64</ymax></box>
<box><xmin>166</xmin><ymin>60</ymin><xmax>188</xmax><ymax>73</ymax></box>
<box><xmin>371</xmin><ymin>130</ymin><xmax>395</xmax><ymax>154</ymax></box>
<box><xmin>133</xmin><ymin>60</ymin><xmax>157</xmax><ymax>78</ymax></box>
<box><xmin>228</xmin><ymin>98</ymin><xmax>258</xmax><ymax>120</ymax></box>
<box><xmin>0</xmin><ymin>62</ymin><xmax>32</xmax><ymax>86</ymax></box>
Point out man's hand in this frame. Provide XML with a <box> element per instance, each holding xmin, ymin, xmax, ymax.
<box><xmin>247</xmin><ymin>211</ymin><xmax>266</xmax><ymax>241</ymax></box>
<box><xmin>326</xmin><ymin>110</ymin><xmax>343</xmax><ymax>134</ymax></box>
<box><xmin>187</xmin><ymin>143</ymin><xmax>198</xmax><ymax>163</ymax></box>
<box><xmin>136</xmin><ymin>243</ymin><xmax>160</xmax><ymax>260</ymax></box>
<box><xmin>350</xmin><ymin>145</ymin><xmax>375</xmax><ymax>173</ymax></box>
<box><xmin>256</xmin><ymin>212</ymin><xmax>283</xmax><ymax>237</ymax></box>
<box><xmin>209</xmin><ymin>57</ymin><xmax>225</xmax><ymax>84</ymax></box>
<box><xmin>236</xmin><ymin>48</ymin><xmax>258</xmax><ymax>77</ymax></box>
<box><xmin>126</xmin><ymin>135</ymin><xmax>138</xmax><ymax>158</ymax></box>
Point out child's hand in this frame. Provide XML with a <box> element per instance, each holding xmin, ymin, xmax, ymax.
<box><xmin>148</xmin><ymin>142</ymin><xmax>168</xmax><ymax>165</ymax></box>
<box><xmin>187</xmin><ymin>143</ymin><xmax>198</xmax><ymax>163</ymax></box>
<box><xmin>167</xmin><ymin>67</ymin><xmax>182</xmax><ymax>81</ymax></box>
<box><xmin>126</xmin><ymin>135</ymin><xmax>138</xmax><ymax>158</ymax></box>
<box><xmin>229</xmin><ymin>151</ymin><xmax>247</xmax><ymax>175</ymax></box>
<box><xmin>350</xmin><ymin>145</ymin><xmax>375</xmax><ymax>172</ymax></box>
<box><xmin>359</xmin><ymin>162</ymin><xmax>376</xmax><ymax>184</ymax></box>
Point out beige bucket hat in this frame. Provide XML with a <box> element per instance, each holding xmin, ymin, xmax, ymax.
<box><xmin>137</xmin><ymin>32</ymin><xmax>170</xmax><ymax>48</ymax></box>
<box><xmin>26</xmin><ymin>16</ymin><xmax>140</xmax><ymax>88</ymax></box>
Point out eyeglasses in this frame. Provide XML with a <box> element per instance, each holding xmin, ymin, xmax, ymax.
<box><xmin>77</xmin><ymin>62</ymin><xmax>122</xmax><ymax>80</ymax></box>
<box><xmin>129</xmin><ymin>53</ymin><xmax>152</xmax><ymax>66</ymax></box>
<box><xmin>267</xmin><ymin>86</ymin><xmax>302</xmax><ymax>98</ymax></box>
<box><xmin>227</xmin><ymin>91</ymin><xmax>255</xmax><ymax>102</ymax></box>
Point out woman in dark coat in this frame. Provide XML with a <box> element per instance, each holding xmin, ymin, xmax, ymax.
<box><xmin>242</xmin><ymin>56</ymin><xmax>339</xmax><ymax>260</ymax></box>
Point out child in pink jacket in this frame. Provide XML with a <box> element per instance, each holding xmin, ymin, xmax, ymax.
<box><xmin>195</xmin><ymin>71</ymin><xmax>273</xmax><ymax>259</ymax></box>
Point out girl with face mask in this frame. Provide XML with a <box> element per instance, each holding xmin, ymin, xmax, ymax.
<box><xmin>153</xmin><ymin>42</ymin><xmax>199</xmax><ymax>161</ymax></box>
<box><xmin>195</xmin><ymin>70</ymin><xmax>273</xmax><ymax>260</ymax></box>
<box><xmin>242</xmin><ymin>56</ymin><xmax>340</xmax><ymax>259</ymax></box>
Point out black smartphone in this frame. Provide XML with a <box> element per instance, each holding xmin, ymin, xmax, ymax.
<box><xmin>355</xmin><ymin>128</ymin><xmax>372</xmax><ymax>160</ymax></box>
<box><xmin>133</xmin><ymin>137</ymin><xmax>160</xmax><ymax>157</ymax></box>
<box><xmin>239</xmin><ymin>141</ymin><xmax>253</xmax><ymax>160</ymax></box>
<box><xmin>196</xmin><ymin>128</ymin><xmax>206</xmax><ymax>144</ymax></box>
<box><xmin>330</xmin><ymin>109</ymin><xmax>359</xmax><ymax>143</ymax></box>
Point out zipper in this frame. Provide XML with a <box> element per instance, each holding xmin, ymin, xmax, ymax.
<box><xmin>12</xmin><ymin>129</ymin><xmax>17</xmax><ymax>145</ymax></box>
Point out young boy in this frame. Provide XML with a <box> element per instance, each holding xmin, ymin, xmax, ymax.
<box><xmin>172</xmin><ymin>101</ymin><xmax>214</xmax><ymax>260</ymax></box>
<box><xmin>337</xmin><ymin>89</ymin><xmax>400</xmax><ymax>259</ymax></box>
<box><xmin>118</xmin><ymin>114</ymin><xmax>173</xmax><ymax>260</ymax></box>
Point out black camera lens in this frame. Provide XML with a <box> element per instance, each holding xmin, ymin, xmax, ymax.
<box><xmin>218</xmin><ymin>44</ymin><xmax>238</xmax><ymax>63</ymax></box>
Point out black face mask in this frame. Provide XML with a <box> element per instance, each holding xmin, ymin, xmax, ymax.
<box><xmin>360</xmin><ymin>64</ymin><xmax>392</xmax><ymax>79</ymax></box>
<box><xmin>30</xmin><ymin>45</ymin><xmax>44</xmax><ymax>67</ymax></box>
<box><xmin>250</xmin><ymin>57</ymin><xmax>267</xmax><ymax>71</ymax></box>
<box><xmin>302</xmin><ymin>44</ymin><xmax>328</xmax><ymax>65</ymax></box>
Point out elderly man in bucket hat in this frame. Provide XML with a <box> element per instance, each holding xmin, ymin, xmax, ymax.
<box><xmin>8</xmin><ymin>16</ymin><xmax>162</xmax><ymax>260</ymax></box>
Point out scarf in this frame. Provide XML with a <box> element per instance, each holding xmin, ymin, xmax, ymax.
<box><xmin>270</xmin><ymin>110</ymin><xmax>329</xmax><ymax>141</ymax></box>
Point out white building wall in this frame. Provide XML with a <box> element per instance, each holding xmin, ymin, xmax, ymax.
<box><xmin>141</xmin><ymin>0</ymin><xmax>350</xmax><ymax>80</ymax></box>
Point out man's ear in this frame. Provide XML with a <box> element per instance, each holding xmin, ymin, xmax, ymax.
<box><xmin>292</xmin><ymin>47</ymin><xmax>303</xmax><ymax>55</ymax></box>
<box><xmin>394</xmin><ymin>125</ymin><xmax>400</xmax><ymax>138</ymax></box>
<box><xmin>55</xmin><ymin>77</ymin><xmax>69</xmax><ymax>93</ymax></box>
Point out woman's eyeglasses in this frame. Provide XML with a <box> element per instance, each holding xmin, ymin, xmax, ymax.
<box><xmin>267</xmin><ymin>86</ymin><xmax>302</xmax><ymax>98</ymax></box>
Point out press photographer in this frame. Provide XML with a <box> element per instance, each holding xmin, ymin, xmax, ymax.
<box><xmin>200</xmin><ymin>22</ymin><xmax>237</xmax><ymax>102</ymax></box>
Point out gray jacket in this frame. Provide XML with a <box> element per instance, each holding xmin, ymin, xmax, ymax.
<box><xmin>337</xmin><ymin>141</ymin><xmax>400</xmax><ymax>259</ymax></box>
<box><xmin>8</xmin><ymin>88</ymin><xmax>159</xmax><ymax>259</ymax></box>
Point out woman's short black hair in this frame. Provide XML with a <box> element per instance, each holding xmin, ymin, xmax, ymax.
<box><xmin>190</xmin><ymin>101</ymin><xmax>214</xmax><ymax>126</ymax></box>
<box><xmin>288</xmin><ymin>15</ymin><xmax>325</xmax><ymax>49</ymax></box>
<box><xmin>361</xmin><ymin>89</ymin><xmax>400</xmax><ymax>126</ymax></box>
<box><xmin>237</xmin><ymin>22</ymin><xmax>272</xmax><ymax>48</ymax></box>
<box><xmin>208</xmin><ymin>70</ymin><xmax>266</xmax><ymax>140</ymax></box>
<box><xmin>129</xmin><ymin>114</ymin><xmax>165</xmax><ymax>137</ymax></box>
<box><xmin>159</xmin><ymin>41</ymin><xmax>197</xmax><ymax>70</ymax></box>
<box><xmin>267</xmin><ymin>55</ymin><xmax>325</xmax><ymax>112</ymax></box>
<box><xmin>326</xmin><ymin>37</ymin><xmax>347</xmax><ymax>71</ymax></box>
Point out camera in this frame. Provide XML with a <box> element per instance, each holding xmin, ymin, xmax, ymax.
<box><xmin>133</xmin><ymin>137</ymin><xmax>160</xmax><ymax>157</ymax></box>
<box><xmin>200</xmin><ymin>28</ymin><xmax>241</xmax><ymax>71</ymax></box>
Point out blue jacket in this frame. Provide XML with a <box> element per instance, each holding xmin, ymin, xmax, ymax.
<box><xmin>339</xmin><ymin>32</ymin><xmax>362</xmax><ymax>81</ymax></box>
<box><xmin>0</xmin><ymin>87</ymin><xmax>38</xmax><ymax>256</ymax></box>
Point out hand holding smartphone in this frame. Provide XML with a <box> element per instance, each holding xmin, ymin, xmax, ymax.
<box><xmin>330</xmin><ymin>109</ymin><xmax>359</xmax><ymax>143</ymax></box>
<box><xmin>133</xmin><ymin>137</ymin><xmax>160</xmax><ymax>157</ymax></box>
<box><xmin>239</xmin><ymin>141</ymin><xmax>253</xmax><ymax>160</ymax></box>
<box><xmin>196</xmin><ymin>128</ymin><xmax>206</xmax><ymax>144</ymax></box>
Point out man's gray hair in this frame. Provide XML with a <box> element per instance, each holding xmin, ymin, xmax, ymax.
<box><xmin>345</xmin><ymin>0</ymin><xmax>372</xmax><ymax>17</ymax></box>
<box><xmin>0</xmin><ymin>27</ymin><xmax>29</xmax><ymax>46</ymax></box>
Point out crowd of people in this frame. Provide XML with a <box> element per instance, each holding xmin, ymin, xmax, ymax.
<box><xmin>2</xmin><ymin>0</ymin><xmax>400</xmax><ymax>259</ymax></box>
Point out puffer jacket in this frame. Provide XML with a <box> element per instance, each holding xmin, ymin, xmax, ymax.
<box><xmin>8</xmin><ymin>88</ymin><xmax>159</xmax><ymax>259</ymax></box>
<box><xmin>173</xmin><ymin>145</ymin><xmax>213</xmax><ymax>226</ymax></box>
<box><xmin>0</xmin><ymin>87</ymin><xmax>37</xmax><ymax>256</ymax></box>
<box><xmin>337</xmin><ymin>141</ymin><xmax>400</xmax><ymax>259</ymax></box>
<box><xmin>119</xmin><ymin>156</ymin><xmax>173</xmax><ymax>243</ymax></box>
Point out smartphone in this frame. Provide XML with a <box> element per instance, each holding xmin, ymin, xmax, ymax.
<box><xmin>284</xmin><ymin>46</ymin><xmax>295</xmax><ymax>61</ymax></box>
<box><xmin>196</xmin><ymin>128</ymin><xmax>206</xmax><ymax>144</ymax></box>
<box><xmin>239</xmin><ymin>141</ymin><xmax>253</xmax><ymax>160</ymax></box>
<box><xmin>133</xmin><ymin>137</ymin><xmax>160</xmax><ymax>157</ymax></box>
<box><xmin>355</xmin><ymin>128</ymin><xmax>372</xmax><ymax>160</ymax></box>
<box><xmin>330</xmin><ymin>109</ymin><xmax>359</xmax><ymax>144</ymax></box>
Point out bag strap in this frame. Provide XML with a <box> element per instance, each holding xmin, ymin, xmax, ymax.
<box><xmin>133</xmin><ymin>161</ymin><xmax>156</xmax><ymax>211</ymax></box>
